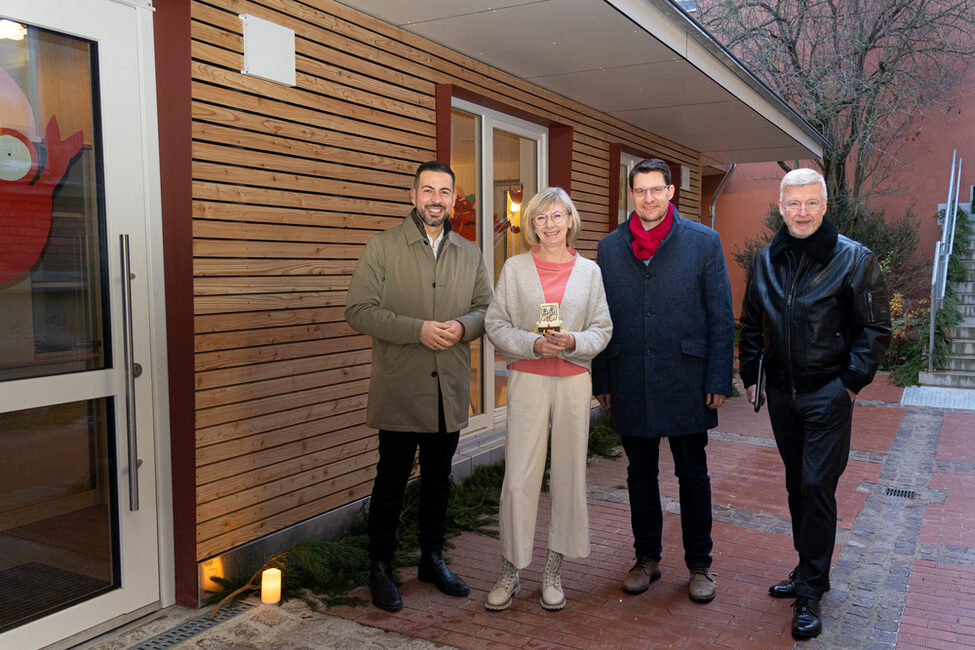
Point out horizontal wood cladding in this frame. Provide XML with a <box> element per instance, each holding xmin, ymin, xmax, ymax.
<box><xmin>191</xmin><ymin>0</ymin><xmax>704</xmax><ymax>560</ymax></box>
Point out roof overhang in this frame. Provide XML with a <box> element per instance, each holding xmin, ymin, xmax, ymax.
<box><xmin>338</xmin><ymin>0</ymin><xmax>827</xmax><ymax>168</ymax></box>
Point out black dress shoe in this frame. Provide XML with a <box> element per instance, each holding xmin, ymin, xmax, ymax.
<box><xmin>369</xmin><ymin>560</ymin><xmax>403</xmax><ymax>612</ymax></box>
<box><xmin>791</xmin><ymin>596</ymin><xmax>822</xmax><ymax>639</ymax></box>
<box><xmin>417</xmin><ymin>550</ymin><xmax>470</xmax><ymax>597</ymax></box>
<box><xmin>769</xmin><ymin>567</ymin><xmax>798</xmax><ymax>598</ymax></box>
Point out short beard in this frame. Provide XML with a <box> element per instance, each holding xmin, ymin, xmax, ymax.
<box><xmin>418</xmin><ymin>207</ymin><xmax>449</xmax><ymax>228</ymax></box>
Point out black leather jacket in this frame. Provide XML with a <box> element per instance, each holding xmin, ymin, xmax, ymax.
<box><xmin>739</xmin><ymin>220</ymin><xmax>892</xmax><ymax>396</ymax></box>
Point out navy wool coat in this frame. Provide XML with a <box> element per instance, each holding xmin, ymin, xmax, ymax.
<box><xmin>592</xmin><ymin>210</ymin><xmax>735</xmax><ymax>438</ymax></box>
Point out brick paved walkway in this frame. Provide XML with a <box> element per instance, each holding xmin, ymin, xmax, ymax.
<box><xmin>322</xmin><ymin>374</ymin><xmax>975</xmax><ymax>649</ymax></box>
<box><xmin>88</xmin><ymin>375</ymin><xmax>975</xmax><ymax>649</ymax></box>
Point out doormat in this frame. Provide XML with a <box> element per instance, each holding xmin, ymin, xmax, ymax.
<box><xmin>0</xmin><ymin>562</ymin><xmax>113</xmax><ymax>632</ymax></box>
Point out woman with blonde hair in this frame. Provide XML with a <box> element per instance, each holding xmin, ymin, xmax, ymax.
<box><xmin>484</xmin><ymin>187</ymin><xmax>612</xmax><ymax>611</ymax></box>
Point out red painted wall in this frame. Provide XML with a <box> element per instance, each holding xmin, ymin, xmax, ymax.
<box><xmin>704</xmin><ymin>163</ymin><xmax>791</xmax><ymax>317</ymax></box>
<box><xmin>153</xmin><ymin>0</ymin><xmax>197</xmax><ymax>607</ymax></box>
<box><xmin>869</xmin><ymin>65</ymin><xmax>975</xmax><ymax>259</ymax></box>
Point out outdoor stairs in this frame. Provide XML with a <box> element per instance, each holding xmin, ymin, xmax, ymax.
<box><xmin>919</xmin><ymin>233</ymin><xmax>975</xmax><ymax>388</ymax></box>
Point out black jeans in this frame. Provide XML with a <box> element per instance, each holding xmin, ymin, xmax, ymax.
<box><xmin>366</xmin><ymin>394</ymin><xmax>459</xmax><ymax>561</ymax></box>
<box><xmin>767</xmin><ymin>377</ymin><xmax>854</xmax><ymax>599</ymax></box>
<box><xmin>620</xmin><ymin>432</ymin><xmax>713</xmax><ymax>569</ymax></box>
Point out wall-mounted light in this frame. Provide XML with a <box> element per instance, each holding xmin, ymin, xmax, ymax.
<box><xmin>506</xmin><ymin>190</ymin><xmax>522</xmax><ymax>229</ymax></box>
<box><xmin>507</xmin><ymin>194</ymin><xmax>520</xmax><ymax>213</ymax></box>
<box><xmin>0</xmin><ymin>19</ymin><xmax>27</xmax><ymax>41</ymax></box>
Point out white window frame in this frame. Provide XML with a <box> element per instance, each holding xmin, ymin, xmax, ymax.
<box><xmin>619</xmin><ymin>151</ymin><xmax>643</xmax><ymax>223</ymax></box>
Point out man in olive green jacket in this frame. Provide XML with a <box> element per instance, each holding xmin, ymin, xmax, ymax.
<box><xmin>345</xmin><ymin>161</ymin><xmax>492</xmax><ymax>612</ymax></box>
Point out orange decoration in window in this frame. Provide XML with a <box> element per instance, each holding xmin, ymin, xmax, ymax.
<box><xmin>449</xmin><ymin>185</ymin><xmax>478</xmax><ymax>242</ymax></box>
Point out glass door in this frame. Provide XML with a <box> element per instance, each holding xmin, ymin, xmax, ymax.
<box><xmin>489</xmin><ymin>128</ymin><xmax>539</xmax><ymax>414</ymax></box>
<box><xmin>0</xmin><ymin>1</ymin><xmax>160</xmax><ymax>647</ymax></box>
<box><xmin>451</xmin><ymin>98</ymin><xmax>546</xmax><ymax>433</ymax></box>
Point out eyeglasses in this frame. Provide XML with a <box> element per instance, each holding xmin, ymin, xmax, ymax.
<box><xmin>783</xmin><ymin>199</ymin><xmax>824</xmax><ymax>212</ymax></box>
<box><xmin>632</xmin><ymin>185</ymin><xmax>671</xmax><ymax>198</ymax></box>
<box><xmin>533</xmin><ymin>211</ymin><xmax>565</xmax><ymax>225</ymax></box>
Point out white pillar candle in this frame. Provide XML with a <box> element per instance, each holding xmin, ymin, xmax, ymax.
<box><xmin>261</xmin><ymin>568</ymin><xmax>281</xmax><ymax>604</ymax></box>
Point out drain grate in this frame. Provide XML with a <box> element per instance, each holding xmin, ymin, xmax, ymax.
<box><xmin>129</xmin><ymin>600</ymin><xmax>255</xmax><ymax>649</ymax></box>
<box><xmin>885</xmin><ymin>487</ymin><xmax>917</xmax><ymax>499</ymax></box>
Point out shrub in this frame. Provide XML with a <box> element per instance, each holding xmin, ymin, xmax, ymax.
<box><xmin>733</xmin><ymin>203</ymin><xmax>928</xmax><ymax>300</ymax></box>
<box><xmin>886</xmin><ymin>207</ymin><xmax>970</xmax><ymax>385</ymax></box>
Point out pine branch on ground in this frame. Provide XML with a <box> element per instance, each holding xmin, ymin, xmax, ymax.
<box><xmin>206</xmin><ymin>413</ymin><xmax>622</xmax><ymax>614</ymax></box>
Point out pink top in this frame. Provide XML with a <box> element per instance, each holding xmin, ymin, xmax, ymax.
<box><xmin>509</xmin><ymin>248</ymin><xmax>588</xmax><ymax>377</ymax></box>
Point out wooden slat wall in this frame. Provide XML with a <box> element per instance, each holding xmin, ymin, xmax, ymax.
<box><xmin>191</xmin><ymin>0</ymin><xmax>704</xmax><ymax>561</ymax></box>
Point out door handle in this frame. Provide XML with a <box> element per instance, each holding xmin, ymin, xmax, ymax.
<box><xmin>120</xmin><ymin>234</ymin><xmax>140</xmax><ymax>511</ymax></box>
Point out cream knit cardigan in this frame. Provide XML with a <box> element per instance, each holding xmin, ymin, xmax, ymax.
<box><xmin>485</xmin><ymin>251</ymin><xmax>612</xmax><ymax>371</ymax></box>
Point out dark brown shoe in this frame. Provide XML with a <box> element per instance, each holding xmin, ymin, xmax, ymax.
<box><xmin>769</xmin><ymin>567</ymin><xmax>798</xmax><ymax>598</ymax></box>
<box><xmin>622</xmin><ymin>556</ymin><xmax>661</xmax><ymax>594</ymax></box>
<box><xmin>688</xmin><ymin>567</ymin><xmax>715</xmax><ymax>603</ymax></box>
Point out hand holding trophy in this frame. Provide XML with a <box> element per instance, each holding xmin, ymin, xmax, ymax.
<box><xmin>533</xmin><ymin>302</ymin><xmax>575</xmax><ymax>356</ymax></box>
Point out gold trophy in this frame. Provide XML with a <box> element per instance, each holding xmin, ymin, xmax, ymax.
<box><xmin>534</xmin><ymin>302</ymin><xmax>563</xmax><ymax>334</ymax></box>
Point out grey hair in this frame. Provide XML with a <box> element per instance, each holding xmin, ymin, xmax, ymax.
<box><xmin>780</xmin><ymin>168</ymin><xmax>827</xmax><ymax>201</ymax></box>
<box><xmin>521</xmin><ymin>187</ymin><xmax>582</xmax><ymax>247</ymax></box>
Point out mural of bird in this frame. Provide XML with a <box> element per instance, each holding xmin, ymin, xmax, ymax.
<box><xmin>0</xmin><ymin>116</ymin><xmax>84</xmax><ymax>284</ymax></box>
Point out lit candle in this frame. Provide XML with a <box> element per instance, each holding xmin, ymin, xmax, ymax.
<box><xmin>261</xmin><ymin>568</ymin><xmax>281</xmax><ymax>604</ymax></box>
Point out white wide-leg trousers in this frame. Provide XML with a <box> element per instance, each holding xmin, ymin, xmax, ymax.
<box><xmin>499</xmin><ymin>369</ymin><xmax>592</xmax><ymax>569</ymax></box>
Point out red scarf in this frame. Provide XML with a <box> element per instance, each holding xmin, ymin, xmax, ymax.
<box><xmin>629</xmin><ymin>203</ymin><xmax>674</xmax><ymax>260</ymax></box>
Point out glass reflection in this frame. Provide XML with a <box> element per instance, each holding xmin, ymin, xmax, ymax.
<box><xmin>0</xmin><ymin>23</ymin><xmax>108</xmax><ymax>382</ymax></box>
<box><xmin>0</xmin><ymin>399</ymin><xmax>118</xmax><ymax>632</ymax></box>
<box><xmin>493</xmin><ymin>129</ymin><xmax>537</xmax><ymax>409</ymax></box>
<box><xmin>450</xmin><ymin>109</ymin><xmax>483</xmax><ymax>415</ymax></box>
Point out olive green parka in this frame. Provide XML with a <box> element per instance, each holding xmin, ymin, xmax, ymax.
<box><xmin>345</xmin><ymin>212</ymin><xmax>492</xmax><ymax>432</ymax></box>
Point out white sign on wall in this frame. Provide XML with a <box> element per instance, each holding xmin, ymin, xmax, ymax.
<box><xmin>240</xmin><ymin>14</ymin><xmax>296</xmax><ymax>86</ymax></box>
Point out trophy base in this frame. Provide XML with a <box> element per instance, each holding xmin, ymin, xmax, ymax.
<box><xmin>534</xmin><ymin>321</ymin><xmax>563</xmax><ymax>334</ymax></box>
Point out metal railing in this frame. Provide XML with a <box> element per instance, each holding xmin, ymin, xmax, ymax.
<box><xmin>928</xmin><ymin>150</ymin><xmax>964</xmax><ymax>372</ymax></box>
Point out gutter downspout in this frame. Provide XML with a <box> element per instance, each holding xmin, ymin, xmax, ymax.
<box><xmin>710</xmin><ymin>162</ymin><xmax>736</xmax><ymax>230</ymax></box>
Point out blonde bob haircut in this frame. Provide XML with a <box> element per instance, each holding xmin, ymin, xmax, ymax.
<box><xmin>520</xmin><ymin>187</ymin><xmax>582</xmax><ymax>248</ymax></box>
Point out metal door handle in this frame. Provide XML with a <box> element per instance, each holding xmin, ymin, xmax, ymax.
<box><xmin>120</xmin><ymin>234</ymin><xmax>139</xmax><ymax>511</ymax></box>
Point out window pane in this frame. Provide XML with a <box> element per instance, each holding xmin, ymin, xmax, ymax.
<box><xmin>450</xmin><ymin>110</ymin><xmax>479</xmax><ymax>245</ymax></box>
<box><xmin>0</xmin><ymin>398</ymin><xmax>118</xmax><ymax>632</ymax></box>
<box><xmin>493</xmin><ymin>129</ymin><xmax>537</xmax><ymax>409</ymax></box>
<box><xmin>0</xmin><ymin>24</ymin><xmax>108</xmax><ymax>382</ymax></box>
<box><xmin>450</xmin><ymin>109</ymin><xmax>483</xmax><ymax>415</ymax></box>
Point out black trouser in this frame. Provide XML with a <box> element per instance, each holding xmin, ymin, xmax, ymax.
<box><xmin>366</xmin><ymin>393</ymin><xmax>459</xmax><ymax>561</ymax></box>
<box><xmin>767</xmin><ymin>377</ymin><xmax>854</xmax><ymax>599</ymax></box>
<box><xmin>620</xmin><ymin>432</ymin><xmax>713</xmax><ymax>569</ymax></box>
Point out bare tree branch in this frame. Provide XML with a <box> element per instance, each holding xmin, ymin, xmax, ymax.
<box><xmin>697</xmin><ymin>0</ymin><xmax>975</xmax><ymax>221</ymax></box>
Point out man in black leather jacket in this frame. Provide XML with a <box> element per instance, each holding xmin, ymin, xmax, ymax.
<box><xmin>739</xmin><ymin>168</ymin><xmax>891</xmax><ymax>640</ymax></box>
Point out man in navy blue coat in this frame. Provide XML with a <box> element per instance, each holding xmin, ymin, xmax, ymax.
<box><xmin>593</xmin><ymin>158</ymin><xmax>734</xmax><ymax>604</ymax></box>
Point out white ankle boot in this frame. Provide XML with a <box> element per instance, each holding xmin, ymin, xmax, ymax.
<box><xmin>540</xmin><ymin>550</ymin><xmax>565</xmax><ymax>610</ymax></box>
<box><xmin>485</xmin><ymin>558</ymin><xmax>520</xmax><ymax>611</ymax></box>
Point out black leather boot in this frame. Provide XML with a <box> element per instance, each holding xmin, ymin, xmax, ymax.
<box><xmin>417</xmin><ymin>550</ymin><xmax>470</xmax><ymax>597</ymax></box>
<box><xmin>369</xmin><ymin>560</ymin><xmax>403</xmax><ymax>612</ymax></box>
<box><xmin>791</xmin><ymin>596</ymin><xmax>822</xmax><ymax>639</ymax></box>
